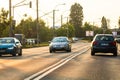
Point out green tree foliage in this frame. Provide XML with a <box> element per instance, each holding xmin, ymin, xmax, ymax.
<box><xmin>101</xmin><ymin>16</ymin><xmax>107</xmax><ymax>29</ymax></box>
<box><xmin>118</xmin><ymin>17</ymin><xmax>120</xmax><ymax>29</ymax></box>
<box><xmin>15</xmin><ymin>17</ymin><xmax>53</xmax><ymax>42</ymax></box>
<box><xmin>56</xmin><ymin>23</ymin><xmax>75</xmax><ymax>37</ymax></box>
<box><xmin>82</xmin><ymin>22</ymin><xmax>94</xmax><ymax>37</ymax></box>
<box><xmin>0</xmin><ymin>8</ymin><xmax>9</xmax><ymax>37</ymax></box>
<box><xmin>69</xmin><ymin>3</ymin><xmax>83</xmax><ymax>37</ymax></box>
<box><xmin>83</xmin><ymin>22</ymin><xmax>93</xmax><ymax>30</ymax></box>
<box><xmin>83</xmin><ymin>22</ymin><xmax>112</xmax><ymax>37</ymax></box>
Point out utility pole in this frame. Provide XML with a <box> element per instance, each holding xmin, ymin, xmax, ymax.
<box><xmin>53</xmin><ymin>10</ymin><xmax>55</xmax><ymax>37</ymax></box>
<box><xmin>61</xmin><ymin>15</ymin><xmax>63</xmax><ymax>26</ymax></box>
<box><xmin>36</xmin><ymin>0</ymin><xmax>39</xmax><ymax>44</ymax></box>
<box><xmin>9</xmin><ymin>0</ymin><xmax>13</xmax><ymax>37</ymax></box>
<box><xmin>52</xmin><ymin>3</ymin><xmax>65</xmax><ymax>37</ymax></box>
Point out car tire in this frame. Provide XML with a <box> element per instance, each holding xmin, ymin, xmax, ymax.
<box><xmin>18</xmin><ymin>49</ymin><xmax>22</xmax><ymax>56</ymax></box>
<box><xmin>50</xmin><ymin>49</ymin><xmax>52</xmax><ymax>53</ymax></box>
<box><xmin>67</xmin><ymin>49</ymin><xmax>71</xmax><ymax>52</ymax></box>
<box><xmin>53</xmin><ymin>50</ymin><xmax>55</xmax><ymax>53</ymax></box>
<box><xmin>113</xmin><ymin>51</ymin><xmax>117</xmax><ymax>56</ymax></box>
<box><xmin>12</xmin><ymin>53</ymin><xmax>16</xmax><ymax>56</ymax></box>
<box><xmin>12</xmin><ymin>48</ymin><xmax>17</xmax><ymax>56</ymax></box>
<box><xmin>91</xmin><ymin>50</ymin><xmax>95</xmax><ymax>56</ymax></box>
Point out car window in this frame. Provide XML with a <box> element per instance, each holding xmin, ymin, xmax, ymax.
<box><xmin>95</xmin><ymin>36</ymin><xmax>114</xmax><ymax>41</ymax></box>
<box><xmin>0</xmin><ymin>39</ymin><xmax>14</xmax><ymax>43</ymax></box>
<box><xmin>52</xmin><ymin>38</ymin><xmax>67</xmax><ymax>42</ymax></box>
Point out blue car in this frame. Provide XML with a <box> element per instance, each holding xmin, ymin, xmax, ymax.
<box><xmin>0</xmin><ymin>37</ymin><xmax>22</xmax><ymax>56</ymax></box>
<box><xmin>49</xmin><ymin>37</ymin><xmax>71</xmax><ymax>53</ymax></box>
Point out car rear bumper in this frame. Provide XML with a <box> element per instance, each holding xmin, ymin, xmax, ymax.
<box><xmin>91</xmin><ymin>46</ymin><xmax>117</xmax><ymax>53</ymax></box>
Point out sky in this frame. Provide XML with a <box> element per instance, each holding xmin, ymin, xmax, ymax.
<box><xmin>0</xmin><ymin>0</ymin><xmax>120</xmax><ymax>29</ymax></box>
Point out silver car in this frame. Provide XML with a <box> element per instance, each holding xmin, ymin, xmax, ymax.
<box><xmin>49</xmin><ymin>37</ymin><xmax>71</xmax><ymax>53</ymax></box>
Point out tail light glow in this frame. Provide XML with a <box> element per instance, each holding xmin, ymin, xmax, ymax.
<box><xmin>93</xmin><ymin>41</ymin><xmax>98</xmax><ymax>45</ymax></box>
<box><xmin>110</xmin><ymin>41</ymin><xmax>116</xmax><ymax>46</ymax></box>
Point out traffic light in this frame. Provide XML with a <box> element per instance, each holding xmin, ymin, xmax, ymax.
<box><xmin>29</xmin><ymin>1</ymin><xmax>32</xmax><ymax>8</ymax></box>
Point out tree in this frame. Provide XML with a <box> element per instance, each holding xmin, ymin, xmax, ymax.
<box><xmin>83</xmin><ymin>22</ymin><xmax>93</xmax><ymax>30</ymax></box>
<box><xmin>101</xmin><ymin>16</ymin><xmax>107</xmax><ymax>29</ymax></box>
<box><xmin>118</xmin><ymin>17</ymin><xmax>120</xmax><ymax>29</ymax></box>
<box><xmin>15</xmin><ymin>17</ymin><xmax>53</xmax><ymax>42</ymax></box>
<box><xmin>0</xmin><ymin>8</ymin><xmax>9</xmax><ymax>37</ymax></box>
<box><xmin>69</xmin><ymin>3</ymin><xmax>84</xmax><ymax>37</ymax></box>
<box><xmin>56</xmin><ymin>23</ymin><xmax>75</xmax><ymax>37</ymax></box>
<box><xmin>101</xmin><ymin>16</ymin><xmax>107</xmax><ymax>33</ymax></box>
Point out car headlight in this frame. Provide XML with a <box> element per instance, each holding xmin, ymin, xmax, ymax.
<box><xmin>8</xmin><ymin>46</ymin><xmax>14</xmax><ymax>50</ymax></box>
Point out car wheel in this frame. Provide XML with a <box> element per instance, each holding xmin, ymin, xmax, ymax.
<box><xmin>113</xmin><ymin>51</ymin><xmax>117</xmax><ymax>56</ymax></box>
<box><xmin>12</xmin><ymin>48</ymin><xmax>17</xmax><ymax>56</ymax></box>
<box><xmin>91</xmin><ymin>50</ymin><xmax>95</xmax><ymax>56</ymax></box>
<box><xmin>53</xmin><ymin>50</ymin><xmax>55</xmax><ymax>53</ymax></box>
<box><xmin>50</xmin><ymin>50</ymin><xmax>52</xmax><ymax>53</ymax></box>
<box><xmin>18</xmin><ymin>49</ymin><xmax>22</xmax><ymax>56</ymax></box>
<box><xmin>12</xmin><ymin>53</ymin><xmax>16</xmax><ymax>56</ymax></box>
<box><xmin>67</xmin><ymin>49</ymin><xmax>71</xmax><ymax>52</ymax></box>
<box><xmin>49</xmin><ymin>49</ymin><xmax>53</xmax><ymax>53</ymax></box>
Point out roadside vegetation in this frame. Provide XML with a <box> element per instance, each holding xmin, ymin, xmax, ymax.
<box><xmin>0</xmin><ymin>3</ymin><xmax>120</xmax><ymax>48</ymax></box>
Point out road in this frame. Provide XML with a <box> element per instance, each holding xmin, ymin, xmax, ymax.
<box><xmin>0</xmin><ymin>41</ymin><xmax>120</xmax><ymax>80</ymax></box>
<box><xmin>0</xmin><ymin>41</ymin><xmax>89</xmax><ymax>80</ymax></box>
<box><xmin>41</xmin><ymin>45</ymin><xmax>120</xmax><ymax>80</ymax></box>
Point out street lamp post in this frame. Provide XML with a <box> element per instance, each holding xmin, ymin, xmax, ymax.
<box><xmin>53</xmin><ymin>3</ymin><xmax>65</xmax><ymax>37</ymax></box>
<box><xmin>36</xmin><ymin>0</ymin><xmax>39</xmax><ymax>44</ymax></box>
<box><xmin>53</xmin><ymin>10</ymin><xmax>56</xmax><ymax>37</ymax></box>
<box><xmin>9</xmin><ymin>0</ymin><xmax>32</xmax><ymax>37</ymax></box>
<box><xmin>9</xmin><ymin>0</ymin><xmax>13</xmax><ymax>37</ymax></box>
<box><xmin>12</xmin><ymin>1</ymin><xmax>32</xmax><ymax>19</ymax></box>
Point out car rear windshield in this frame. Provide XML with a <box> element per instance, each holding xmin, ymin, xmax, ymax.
<box><xmin>95</xmin><ymin>35</ymin><xmax>114</xmax><ymax>41</ymax></box>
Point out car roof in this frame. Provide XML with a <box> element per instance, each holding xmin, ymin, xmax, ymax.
<box><xmin>0</xmin><ymin>37</ymin><xmax>15</xmax><ymax>39</ymax></box>
<box><xmin>54</xmin><ymin>36</ymin><xmax>68</xmax><ymax>38</ymax></box>
<box><xmin>96</xmin><ymin>34</ymin><xmax>113</xmax><ymax>36</ymax></box>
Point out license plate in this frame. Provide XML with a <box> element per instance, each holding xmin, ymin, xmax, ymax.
<box><xmin>101</xmin><ymin>43</ymin><xmax>108</xmax><ymax>46</ymax></box>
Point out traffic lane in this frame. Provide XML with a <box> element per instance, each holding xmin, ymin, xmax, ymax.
<box><xmin>0</xmin><ymin>42</ymin><xmax>90</xmax><ymax>80</ymax></box>
<box><xmin>41</xmin><ymin>49</ymin><xmax>120</xmax><ymax>80</ymax></box>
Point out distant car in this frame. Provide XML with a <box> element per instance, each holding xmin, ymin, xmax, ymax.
<box><xmin>49</xmin><ymin>37</ymin><xmax>71</xmax><ymax>53</ymax></box>
<box><xmin>91</xmin><ymin>34</ymin><xmax>118</xmax><ymax>56</ymax></box>
<box><xmin>72</xmin><ymin>37</ymin><xmax>78</xmax><ymax>42</ymax></box>
<box><xmin>0</xmin><ymin>37</ymin><xmax>22</xmax><ymax>56</ymax></box>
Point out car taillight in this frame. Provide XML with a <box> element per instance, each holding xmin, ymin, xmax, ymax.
<box><xmin>110</xmin><ymin>41</ymin><xmax>116</xmax><ymax>46</ymax></box>
<box><xmin>93</xmin><ymin>41</ymin><xmax>98</xmax><ymax>45</ymax></box>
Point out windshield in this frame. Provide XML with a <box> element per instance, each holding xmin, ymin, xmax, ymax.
<box><xmin>95</xmin><ymin>35</ymin><xmax>114</xmax><ymax>41</ymax></box>
<box><xmin>0</xmin><ymin>38</ymin><xmax>14</xmax><ymax>44</ymax></box>
<box><xmin>52</xmin><ymin>37</ymin><xmax>68</xmax><ymax>42</ymax></box>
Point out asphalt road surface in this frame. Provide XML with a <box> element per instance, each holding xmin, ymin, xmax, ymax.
<box><xmin>0</xmin><ymin>41</ymin><xmax>88</xmax><ymax>80</ymax></box>
<box><xmin>0</xmin><ymin>41</ymin><xmax>120</xmax><ymax>80</ymax></box>
<box><xmin>41</xmin><ymin>46</ymin><xmax>120</xmax><ymax>80</ymax></box>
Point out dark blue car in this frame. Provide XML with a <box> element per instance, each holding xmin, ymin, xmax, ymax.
<box><xmin>0</xmin><ymin>37</ymin><xmax>22</xmax><ymax>56</ymax></box>
<box><xmin>91</xmin><ymin>34</ymin><xmax>118</xmax><ymax>56</ymax></box>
